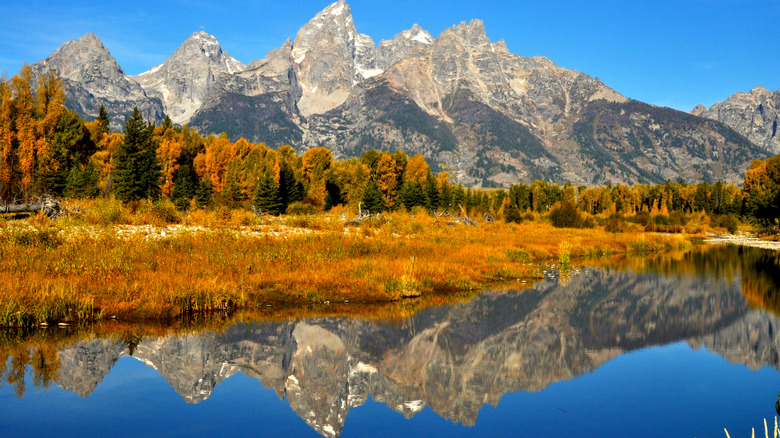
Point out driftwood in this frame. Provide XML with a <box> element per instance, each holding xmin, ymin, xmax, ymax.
<box><xmin>251</xmin><ymin>206</ymin><xmax>266</xmax><ymax>218</ymax></box>
<box><xmin>344</xmin><ymin>203</ymin><xmax>384</xmax><ymax>226</ymax></box>
<box><xmin>446</xmin><ymin>205</ymin><xmax>478</xmax><ymax>227</ymax></box>
<box><xmin>0</xmin><ymin>195</ymin><xmax>63</xmax><ymax>218</ymax></box>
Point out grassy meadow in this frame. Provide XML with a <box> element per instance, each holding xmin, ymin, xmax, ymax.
<box><xmin>0</xmin><ymin>197</ymin><xmax>703</xmax><ymax>328</ymax></box>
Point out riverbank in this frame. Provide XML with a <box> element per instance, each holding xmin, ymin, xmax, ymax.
<box><xmin>705</xmin><ymin>233</ymin><xmax>780</xmax><ymax>251</ymax></box>
<box><xmin>0</xmin><ymin>213</ymin><xmax>695</xmax><ymax>327</ymax></box>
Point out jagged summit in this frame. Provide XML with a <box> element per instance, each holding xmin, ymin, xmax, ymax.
<box><xmin>132</xmin><ymin>31</ymin><xmax>245</xmax><ymax>124</ymax></box>
<box><xmin>31</xmin><ymin>32</ymin><xmax>163</xmax><ymax>128</ymax></box>
<box><xmin>691</xmin><ymin>103</ymin><xmax>708</xmax><ymax>116</ymax></box>
<box><xmin>692</xmin><ymin>85</ymin><xmax>780</xmax><ymax>154</ymax></box>
<box><xmin>35</xmin><ymin>32</ymin><xmax>124</xmax><ymax>84</ymax></box>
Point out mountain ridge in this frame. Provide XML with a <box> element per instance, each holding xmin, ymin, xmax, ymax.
<box><xmin>28</xmin><ymin>1</ymin><xmax>768</xmax><ymax>186</ymax></box>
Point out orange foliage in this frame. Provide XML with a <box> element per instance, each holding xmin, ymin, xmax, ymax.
<box><xmin>158</xmin><ymin>137</ymin><xmax>182</xmax><ymax>197</ymax></box>
<box><xmin>375</xmin><ymin>152</ymin><xmax>398</xmax><ymax>208</ymax></box>
<box><xmin>404</xmin><ymin>154</ymin><xmax>429</xmax><ymax>184</ymax></box>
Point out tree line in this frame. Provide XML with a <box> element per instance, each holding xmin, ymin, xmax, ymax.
<box><xmin>1</xmin><ymin>67</ymin><xmax>778</xmax><ymax>230</ymax></box>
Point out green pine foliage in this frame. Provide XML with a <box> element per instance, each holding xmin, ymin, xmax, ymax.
<box><xmin>97</xmin><ymin>105</ymin><xmax>110</xmax><ymax>134</ymax></box>
<box><xmin>361</xmin><ymin>181</ymin><xmax>386</xmax><ymax>213</ymax></box>
<box><xmin>399</xmin><ymin>181</ymin><xmax>426</xmax><ymax>210</ymax></box>
<box><xmin>65</xmin><ymin>162</ymin><xmax>99</xmax><ymax>198</ymax></box>
<box><xmin>253</xmin><ymin>171</ymin><xmax>282</xmax><ymax>215</ymax></box>
<box><xmin>195</xmin><ymin>180</ymin><xmax>214</xmax><ymax>208</ymax></box>
<box><xmin>171</xmin><ymin>165</ymin><xmax>197</xmax><ymax>210</ymax></box>
<box><xmin>113</xmin><ymin>108</ymin><xmax>161</xmax><ymax>203</ymax></box>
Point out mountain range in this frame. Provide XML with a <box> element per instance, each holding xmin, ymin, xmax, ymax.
<box><xmin>28</xmin><ymin>1</ymin><xmax>774</xmax><ymax>186</ymax></box>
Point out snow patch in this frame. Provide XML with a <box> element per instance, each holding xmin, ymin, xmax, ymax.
<box><xmin>293</xmin><ymin>49</ymin><xmax>307</xmax><ymax>64</ymax></box>
<box><xmin>143</xmin><ymin>64</ymin><xmax>163</xmax><ymax>75</ymax></box>
<box><xmin>404</xmin><ymin>400</ymin><xmax>425</xmax><ymax>412</ymax></box>
<box><xmin>322</xmin><ymin>425</ymin><xmax>336</xmax><ymax>436</ymax></box>
<box><xmin>133</xmin><ymin>356</ymin><xmax>159</xmax><ymax>370</ymax></box>
<box><xmin>287</xmin><ymin>374</ymin><xmax>299</xmax><ymax>385</ymax></box>
<box><xmin>329</xmin><ymin>2</ymin><xmax>346</xmax><ymax>16</ymax></box>
<box><xmin>350</xmin><ymin>361</ymin><xmax>378</xmax><ymax>375</ymax></box>
<box><xmin>411</xmin><ymin>30</ymin><xmax>433</xmax><ymax>45</ymax></box>
<box><xmin>356</xmin><ymin>66</ymin><xmax>383</xmax><ymax>79</ymax></box>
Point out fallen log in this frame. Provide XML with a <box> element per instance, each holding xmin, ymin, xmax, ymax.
<box><xmin>0</xmin><ymin>196</ymin><xmax>62</xmax><ymax>218</ymax></box>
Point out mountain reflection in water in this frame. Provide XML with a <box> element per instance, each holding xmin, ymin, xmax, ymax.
<box><xmin>2</xmin><ymin>245</ymin><xmax>780</xmax><ymax>437</ymax></box>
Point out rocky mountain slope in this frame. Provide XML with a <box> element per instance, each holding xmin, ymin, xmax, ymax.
<box><xmin>29</xmin><ymin>1</ymin><xmax>768</xmax><ymax>186</ymax></box>
<box><xmin>692</xmin><ymin>86</ymin><xmax>780</xmax><ymax>155</ymax></box>
<box><xmin>30</xmin><ymin>33</ymin><xmax>164</xmax><ymax>131</ymax></box>
<box><xmin>132</xmin><ymin>31</ymin><xmax>245</xmax><ymax>125</ymax></box>
<box><xmin>53</xmin><ymin>264</ymin><xmax>769</xmax><ymax>437</ymax></box>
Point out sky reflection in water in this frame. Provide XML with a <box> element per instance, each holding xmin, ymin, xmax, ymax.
<box><xmin>1</xmin><ymin>245</ymin><xmax>780</xmax><ymax>437</ymax></box>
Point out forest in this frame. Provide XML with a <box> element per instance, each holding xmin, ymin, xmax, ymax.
<box><xmin>2</xmin><ymin>66</ymin><xmax>779</xmax><ymax>236</ymax></box>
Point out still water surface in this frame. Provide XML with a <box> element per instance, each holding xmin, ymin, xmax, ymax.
<box><xmin>2</xmin><ymin>245</ymin><xmax>780</xmax><ymax>437</ymax></box>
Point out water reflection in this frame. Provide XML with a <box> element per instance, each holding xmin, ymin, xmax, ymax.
<box><xmin>2</xmin><ymin>245</ymin><xmax>780</xmax><ymax>437</ymax></box>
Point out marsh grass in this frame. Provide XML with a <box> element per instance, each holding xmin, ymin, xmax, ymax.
<box><xmin>0</xmin><ymin>207</ymin><xmax>695</xmax><ymax>326</ymax></box>
<box><xmin>724</xmin><ymin>417</ymin><xmax>779</xmax><ymax>438</ymax></box>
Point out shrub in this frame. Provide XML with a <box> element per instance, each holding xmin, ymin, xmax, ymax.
<box><xmin>85</xmin><ymin>198</ymin><xmax>126</xmax><ymax>225</ymax></box>
<box><xmin>504</xmin><ymin>205</ymin><xmax>523</xmax><ymax>224</ymax></box>
<box><xmin>287</xmin><ymin>201</ymin><xmax>316</xmax><ymax>216</ymax></box>
<box><xmin>549</xmin><ymin>202</ymin><xmax>584</xmax><ymax>228</ymax></box>
<box><xmin>604</xmin><ymin>213</ymin><xmax>627</xmax><ymax>233</ymax></box>
<box><xmin>669</xmin><ymin>211</ymin><xmax>688</xmax><ymax>226</ymax></box>
<box><xmin>652</xmin><ymin>214</ymin><xmax>669</xmax><ymax>226</ymax></box>
<box><xmin>714</xmin><ymin>214</ymin><xmax>739</xmax><ymax>234</ymax></box>
<box><xmin>1</xmin><ymin>227</ymin><xmax>62</xmax><ymax>248</ymax></box>
<box><xmin>633</xmin><ymin>210</ymin><xmax>650</xmax><ymax>226</ymax></box>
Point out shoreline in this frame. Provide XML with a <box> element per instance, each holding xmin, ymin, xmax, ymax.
<box><xmin>705</xmin><ymin>233</ymin><xmax>780</xmax><ymax>251</ymax></box>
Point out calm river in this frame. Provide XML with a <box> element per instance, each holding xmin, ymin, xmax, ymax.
<box><xmin>2</xmin><ymin>245</ymin><xmax>779</xmax><ymax>437</ymax></box>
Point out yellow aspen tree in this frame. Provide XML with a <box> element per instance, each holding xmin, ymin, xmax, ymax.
<box><xmin>0</xmin><ymin>78</ymin><xmax>15</xmax><ymax>196</ymax></box>
<box><xmin>334</xmin><ymin>158</ymin><xmax>370</xmax><ymax>206</ymax></box>
<box><xmin>302</xmin><ymin>147</ymin><xmax>332</xmax><ymax>208</ymax></box>
<box><xmin>403</xmin><ymin>154</ymin><xmax>429</xmax><ymax>185</ymax></box>
<box><xmin>91</xmin><ymin>132</ymin><xmax>123</xmax><ymax>193</ymax></box>
<box><xmin>158</xmin><ymin>137</ymin><xmax>182</xmax><ymax>197</ymax></box>
<box><xmin>34</xmin><ymin>70</ymin><xmax>65</xmax><ymax>193</ymax></box>
<box><xmin>375</xmin><ymin>152</ymin><xmax>398</xmax><ymax>209</ymax></box>
<box><xmin>12</xmin><ymin>65</ymin><xmax>36</xmax><ymax>195</ymax></box>
<box><xmin>436</xmin><ymin>171</ymin><xmax>449</xmax><ymax>190</ymax></box>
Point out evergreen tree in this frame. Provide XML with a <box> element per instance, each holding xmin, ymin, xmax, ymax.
<box><xmin>161</xmin><ymin>114</ymin><xmax>173</xmax><ymax>131</ymax></box>
<box><xmin>324</xmin><ymin>177</ymin><xmax>343</xmax><ymax>210</ymax></box>
<box><xmin>278</xmin><ymin>162</ymin><xmax>303</xmax><ymax>211</ymax></box>
<box><xmin>425</xmin><ymin>174</ymin><xmax>440</xmax><ymax>210</ymax></box>
<box><xmin>253</xmin><ymin>171</ymin><xmax>282</xmax><ymax>215</ymax></box>
<box><xmin>65</xmin><ymin>162</ymin><xmax>99</xmax><ymax>198</ymax></box>
<box><xmin>97</xmin><ymin>105</ymin><xmax>110</xmax><ymax>134</ymax></box>
<box><xmin>171</xmin><ymin>165</ymin><xmax>197</xmax><ymax>209</ymax></box>
<box><xmin>113</xmin><ymin>108</ymin><xmax>161</xmax><ymax>202</ymax></box>
<box><xmin>399</xmin><ymin>181</ymin><xmax>426</xmax><ymax>210</ymax></box>
<box><xmin>361</xmin><ymin>181</ymin><xmax>386</xmax><ymax>213</ymax></box>
<box><xmin>195</xmin><ymin>180</ymin><xmax>213</xmax><ymax>208</ymax></box>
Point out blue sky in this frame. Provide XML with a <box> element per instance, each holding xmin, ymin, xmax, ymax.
<box><xmin>1</xmin><ymin>0</ymin><xmax>778</xmax><ymax>112</ymax></box>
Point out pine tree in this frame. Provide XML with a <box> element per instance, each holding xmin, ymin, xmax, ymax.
<box><xmin>361</xmin><ymin>181</ymin><xmax>386</xmax><ymax>213</ymax></box>
<box><xmin>97</xmin><ymin>105</ymin><xmax>110</xmax><ymax>134</ymax></box>
<box><xmin>195</xmin><ymin>180</ymin><xmax>213</xmax><ymax>208</ymax></box>
<box><xmin>65</xmin><ymin>162</ymin><xmax>99</xmax><ymax>198</ymax></box>
<box><xmin>113</xmin><ymin>108</ymin><xmax>160</xmax><ymax>202</ymax></box>
<box><xmin>161</xmin><ymin>114</ymin><xmax>173</xmax><ymax>131</ymax></box>
<box><xmin>171</xmin><ymin>165</ymin><xmax>197</xmax><ymax>209</ymax></box>
<box><xmin>425</xmin><ymin>174</ymin><xmax>440</xmax><ymax>210</ymax></box>
<box><xmin>278</xmin><ymin>162</ymin><xmax>303</xmax><ymax>212</ymax></box>
<box><xmin>399</xmin><ymin>181</ymin><xmax>426</xmax><ymax>210</ymax></box>
<box><xmin>253</xmin><ymin>171</ymin><xmax>282</xmax><ymax>215</ymax></box>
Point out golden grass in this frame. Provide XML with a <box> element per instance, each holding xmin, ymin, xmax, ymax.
<box><xmin>0</xmin><ymin>206</ymin><xmax>695</xmax><ymax>327</ymax></box>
